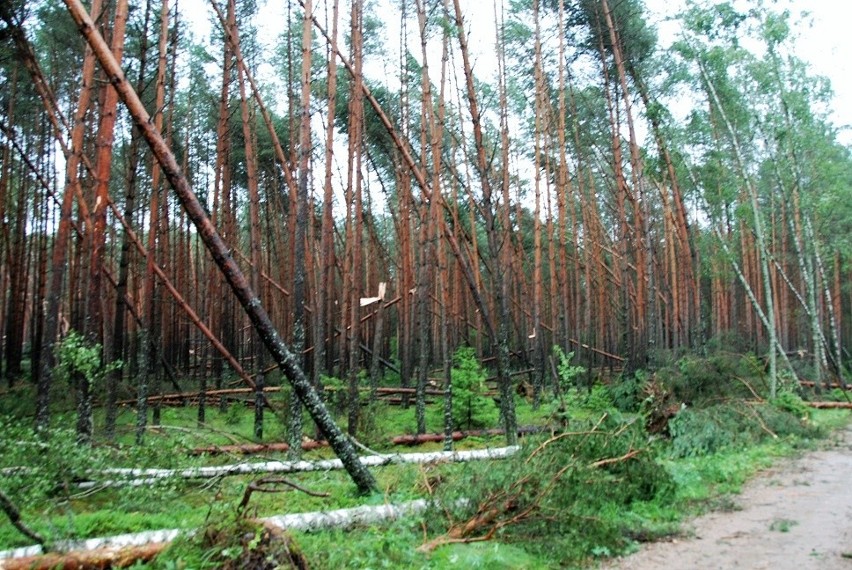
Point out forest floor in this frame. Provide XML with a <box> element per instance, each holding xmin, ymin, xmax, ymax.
<box><xmin>602</xmin><ymin>426</ymin><xmax>852</xmax><ymax>570</ymax></box>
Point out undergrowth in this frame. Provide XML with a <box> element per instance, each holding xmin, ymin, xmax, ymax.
<box><xmin>0</xmin><ymin>350</ymin><xmax>847</xmax><ymax>569</ymax></box>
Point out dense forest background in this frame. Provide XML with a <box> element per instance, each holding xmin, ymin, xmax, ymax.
<box><xmin>0</xmin><ymin>0</ymin><xmax>849</xmax><ymax>450</ymax></box>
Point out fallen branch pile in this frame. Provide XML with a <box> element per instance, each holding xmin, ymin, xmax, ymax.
<box><xmin>417</xmin><ymin>414</ymin><xmax>672</xmax><ymax>557</ymax></box>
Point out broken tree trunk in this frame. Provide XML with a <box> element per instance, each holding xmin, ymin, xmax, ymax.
<box><xmin>62</xmin><ymin>0</ymin><xmax>377</xmax><ymax>495</ymax></box>
<box><xmin>0</xmin><ymin>543</ymin><xmax>165</xmax><ymax>570</ymax></box>
<box><xmin>190</xmin><ymin>440</ymin><xmax>328</xmax><ymax>456</ymax></box>
<box><xmin>391</xmin><ymin>426</ymin><xmax>545</xmax><ymax>446</ymax></box>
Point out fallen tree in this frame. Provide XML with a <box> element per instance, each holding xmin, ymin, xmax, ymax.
<box><xmin>0</xmin><ymin>543</ymin><xmax>167</xmax><ymax>570</ymax></box>
<box><xmin>0</xmin><ymin>500</ymin><xmax>436</xmax><ymax>567</ymax></box>
<box><xmin>799</xmin><ymin>381</ymin><xmax>850</xmax><ymax>390</ymax></box>
<box><xmin>78</xmin><ymin>446</ymin><xmax>520</xmax><ymax>488</ymax></box>
<box><xmin>807</xmin><ymin>401</ymin><xmax>852</xmax><ymax>409</ymax></box>
<box><xmin>391</xmin><ymin>426</ymin><xmax>545</xmax><ymax>446</ymax></box>
<box><xmin>190</xmin><ymin>440</ymin><xmax>328</xmax><ymax>456</ymax></box>
<box><xmin>190</xmin><ymin>426</ymin><xmax>546</xmax><ymax>455</ymax></box>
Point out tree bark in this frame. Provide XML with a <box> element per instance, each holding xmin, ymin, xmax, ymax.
<box><xmin>63</xmin><ymin>0</ymin><xmax>377</xmax><ymax>495</ymax></box>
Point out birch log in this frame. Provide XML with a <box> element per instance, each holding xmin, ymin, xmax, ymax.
<box><xmin>78</xmin><ymin>446</ymin><xmax>520</xmax><ymax>488</ymax></box>
<box><xmin>0</xmin><ymin>500</ymin><xmax>442</xmax><ymax>564</ymax></box>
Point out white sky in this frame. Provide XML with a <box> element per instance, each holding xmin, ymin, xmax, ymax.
<box><xmin>646</xmin><ymin>0</ymin><xmax>852</xmax><ymax>144</ymax></box>
<box><xmin>179</xmin><ymin>0</ymin><xmax>852</xmax><ymax>145</ymax></box>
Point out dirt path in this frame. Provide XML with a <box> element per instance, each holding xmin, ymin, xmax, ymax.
<box><xmin>603</xmin><ymin>428</ymin><xmax>852</xmax><ymax>570</ymax></box>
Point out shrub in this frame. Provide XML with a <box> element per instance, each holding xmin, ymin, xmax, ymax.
<box><xmin>771</xmin><ymin>390</ymin><xmax>810</xmax><ymax>420</ymax></box>
<box><xmin>553</xmin><ymin>346</ymin><xmax>585</xmax><ymax>394</ymax></box>
<box><xmin>448</xmin><ymin>346</ymin><xmax>498</xmax><ymax>430</ymax></box>
<box><xmin>54</xmin><ymin>330</ymin><xmax>123</xmax><ymax>391</ymax></box>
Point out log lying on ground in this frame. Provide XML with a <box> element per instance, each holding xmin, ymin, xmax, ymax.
<box><xmin>190</xmin><ymin>426</ymin><xmax>546</xmax><ymax>455</ymax></box>
<box><xmin>391</xmin><ymin>426</ymin><xmax>545</xmax><ymax>446</ymax></box>
<box><xmin>380</xmin><ymin>398</ymin><xmax>437</xmax><ymax>406</ymax></box>
<box><xmin>116</xmin><ymin>385</ymin><xmax>445</xmax><ymax>408</ymax></box>
<box><xmin>0</xmin><ymin>527</ymin><xmax>181</xmax><ymax>567</ymax></box>
<box><xmin>374</xmin><ymin>387</ymin><xmax>445</xmax><ymax>396</ymax></box>
<box><xmin>190</xmin><ymin>440</ymin><xmax>328</xmax><ymax>456</ymax></box>
<box><xmin>0</xmin><ymin>500</ymin><xmax>436</xmax><ymax>566</ymax></box>
<box><xmin>0</xmin><ymin>542</ymin><xmax>167</xmax><ymax>570</ymax></box>
<box><xmin>80</xmin><ymin>446</ymin><xmax>520</xmax><ymax>488</ymax></box>
<box><xmin>799</xmin><ymin>381</ymin><xmax>850</xmax><ymax>390</ymax></box>
<box><xmin>807</xmin><ymin>401</ymin><xmax>852</xmax><ymax>409</ymax></box>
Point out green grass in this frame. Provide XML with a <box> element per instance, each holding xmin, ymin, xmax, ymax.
<box><xmin>1</xmin><ymin>379</ymin><xmax>849</xmax><ymax>569</ymax></box>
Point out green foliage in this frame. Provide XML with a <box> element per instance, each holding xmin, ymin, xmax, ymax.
<box><xmin>0</xmin><ymin>415</ymin><xmax>210</xmax><ymax>549</ymax></box>
<box><xmin>552</xmin><ymin>346</ymin><xmax>585</xmax><ymax>393</ymax></box>
<box><xmin>584</xmin><ymin>383</ymin><xmax>616</xmax><ymax>413</ymax></box>
<box><xmin>296</xmin><ymin>522</ymin><xmax>428</xmax><ymax>569</ymax></box>
<box><xmin>654</xmin><ymin>352</ymin><xmax>763</xmax><ymax>405</ymax></box>
<box><xmin>0</xmin><ymin>421</ymin><xmax>107</xmax><ymax>511</ymax></box>
<box><xmin>355</xmin><ymin>401</ymin><xmax>392</xmax><ymax>447</ymax></box>
<box><xmin>609</xmin><ymin>370</ymin><xmax>649</xmax><ymax>412</ymax></box>
<box><xmin>448</xmin><ymin>346</ymin><xmax>498</xmax><ymax>430</ymax></box>
<box><xmin>222</xmin><ymin>403</ymin><xmax>243</xmax><ymax>426</ymax></box>
<box><xmin>427</xmin><ymin>414</ymin><xmax>674</xmax><ymax>566</ymax></box>
<box><xmin>668</xmin><ymin>401</ymin><xmax>819</xmax><ymax>458</ymax></box>
<box><xmin>430</xmin><ymin>542</ymin><xmax>550</xmax><ymax>569</ymax></box>
<box><xmin>319</xmin><ymin>374</ymin><xmax>347</xmax><ymax>415</ymax></box>
<box><xmin>54</xmin><ymin>330</ymin><xmax>122</xmax><ymax>390</ymax></box>
<box><xmin>771</xmin><ymin>390</ymin><xmax>811</xmax><ymax>420</ymax></box>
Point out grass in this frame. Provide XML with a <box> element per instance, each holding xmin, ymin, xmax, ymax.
<box><xmin>0</xmin><ymin>379</ymin><xmax>849</xmax><ymax>568</ymax></box>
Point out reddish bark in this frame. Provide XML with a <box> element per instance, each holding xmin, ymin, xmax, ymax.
<box><xmin>392</xmin><ymin>426</ymin><xmax>544</xmax><ymax>446</ymax></box>
<box><xmin>190</xmin><ymin>440</ymin><xmax>328</xmax><ymax>456</ymax></box>
<box><xmin>63</xmin><ymin>0</ymin><xmax>377</xmax><ymax>494</ymax></box>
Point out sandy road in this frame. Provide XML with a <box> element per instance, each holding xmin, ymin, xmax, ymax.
<box><xmin>603</xmin><ymin>428</ymin><xmax>852</xmax><ymax>569</ymax></box>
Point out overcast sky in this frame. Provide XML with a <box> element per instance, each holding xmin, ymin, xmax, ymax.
<box><xmin>646</xmin><ymin>0</ymin><xmax>851</xmax><ymax>144</ymax></box>
<box><xmin>181</xmin><ymin>0</ymin><xmax>851</xmax><ymax>145</ymax></box>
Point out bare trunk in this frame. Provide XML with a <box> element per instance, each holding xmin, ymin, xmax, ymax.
<box><xmin>63</xmin><ymin>0</ymin><xmax>378</xmax><ymax>494</ymax></box>
<box><xmin>89</xmin><ymin>0</ymin><xmax>129</xmax><ymax>440</ymax></box>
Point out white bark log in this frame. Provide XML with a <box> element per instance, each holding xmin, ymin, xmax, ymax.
<box><xmin>0</xmin><ymin>499</ymin><xmax>454</xmax><ymax>562</ymax></box>
<box><xmin>76</xmin><ymin>446</ymin><xmax>519</xmax><ymax>488</ymax></box>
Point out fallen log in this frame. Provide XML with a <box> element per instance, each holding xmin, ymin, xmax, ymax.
<box><xmin>0</xmin><ymin>542</ymin><xmax>166</xmax><ymax>570</ymax></box>
<box><xmin>807</xmin><ymin>401</ymin><xmax>852</xmax><ymax>409</ymax></box>
<box><xmin>189</xmin><ymin>427</ymin><xmax>547</xmax><ymax>455</ymax></box>
<box><xmin>567</xmin><ymin>338</ymin><xmax>626</xmax><ymax>362</ymax></box>
<box><xmin>190</xmin><ymin>440</ymin><xmax>328</xmax><ymax>456</ymax></box>
<box><xmin>379</xmin><ymin>398</ymin><xmax>437</xmax><ymax>406</ymax></box>
<box><xmin>799</xmin><ymin>381</ymin><xmax>850</xmax><ymax>390</ymax></box>
<box><xmin>118</xmin><ymin>385</ymin><xmax>447</xmax><ymax>408</ymax></box>
<box><xmin>0</xmin><ymin>500</ymin><xmax>437</xmax><ymax>566</ymax></box>
<box><xmin>375</xmin><ymin>387</ymin><xmax>445</xmax><ymax>396</ymax></box>
<box><xmin>116</xmin><ymin>387</ymin><xmax>284</xmax><ymax>407</ymax></box>
<box><xmin>79</xmin><ymin>446</ymin><xmax>520</xmax><ymax>488</ymax></box>
<box><xmin>391</xmin><ymin>426</ymin><xmax>545</xmax><ymax>446</ymax></box>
